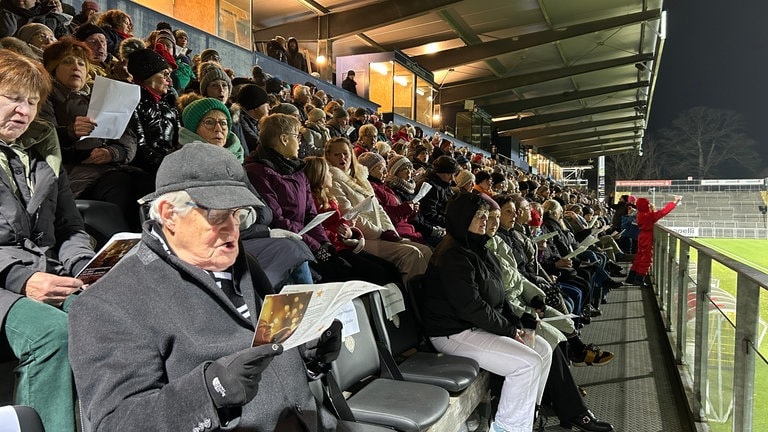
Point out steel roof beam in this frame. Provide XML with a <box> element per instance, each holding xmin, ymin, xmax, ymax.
<box><xmin>495</xmin><ymin>101</ymin><xmax>644</xmax><ymax>132</ymax></box>
<box><xmin>440</xmin><ymin>53</ymin><xmax>653</xmax><ymax>105</ymax></box>
<box><xmin>484</xmin><ymin>81</ymin><xmax>648</xmax><ymax>117</ymax></box>
<box><xmin>544</xmin><ymin>136</ymin><xmax>639</xmax><ymax>154</ymax></box>
<box><xmin>412</xmin><ymin>9</ymin><xmax>660</xmax><ymax>71</ymax></box>
<box><xmin>529</xmin><ymin>126</ymin><xmax>640</xmax><ymax>148</ymax></box>
<box><xmin>252</xmin><ymin>0</ymin><xmax>463</xmax><ymax>42</ymax></box>
<box><xmin>506</xmin><ymin>115</ymin><xmax>643</xmax><ymax>140</ymax></box>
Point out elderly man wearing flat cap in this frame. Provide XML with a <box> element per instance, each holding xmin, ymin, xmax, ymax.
<box><xmin>73</xmin><ymin>22</ymin><xmax>124</xmax><ymax>82</ymax></box>
<box><xmin>68</xmin><ymin>143</ymin><xmax>362</xmax><ymax>431</ymax></box>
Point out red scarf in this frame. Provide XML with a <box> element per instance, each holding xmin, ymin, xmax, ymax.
<box><xmin>141</xmin><ymin>84</ymin><xmax>163</xmax><ymax>103</ymax></box>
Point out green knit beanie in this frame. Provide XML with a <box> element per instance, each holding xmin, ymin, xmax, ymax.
<box><xmin>182</xmin><ymin>98</ymin><xmax>232</xmax><ymax>132</ymax></box>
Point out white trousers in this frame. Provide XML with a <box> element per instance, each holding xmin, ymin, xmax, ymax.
<box><xmin>431</xmin><ymin>328</ymin><xmax>552</xmax><ymax>432</ymax></box>
<box><xmin>362</xmin><ymin>238</ymin><xmax>432</xmax><ymax>282</ymax></box>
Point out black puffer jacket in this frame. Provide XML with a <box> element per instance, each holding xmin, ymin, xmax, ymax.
<box><xmin>419</xmin><ymin>192</ymin><xmax>519</xmax><ymax>338</ymax></box>
<box><xmin>415</xmin><ymin>171</ymin><xmax>453</xmax><ymax>235</ymax></box>
<box><xmin>541</xmin><ymin>215</ymin><xmax>576</xmax><ymax>258</ymax></box>
<box><xmin>129</xmin><ymin>87</ymin><xmax>180</xmax><ymax>174</ymax></box>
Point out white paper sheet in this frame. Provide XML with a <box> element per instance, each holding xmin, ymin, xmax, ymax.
<box><xmin>411</xmin><ymin>182</ymin><xmax>433</xmax><ymax>203</ymax></box>
<box><xmin>342</xmin><ymin>196</ymin><xmax>374</xmax><ymax>220</ymax></box>
<box><xmin>84</xmin><ymin>76</ymin><xmax>141</xmax><ymax>140</ymax></box>
<box><xmin>298</xmin><ymin>211</ymin><xmax>335</xmax><ymax>236</ymax></box>
<box><xmin>541</xmin><ymin>314</ymin><xmax>580</xmax><ymax>322</ymax></box>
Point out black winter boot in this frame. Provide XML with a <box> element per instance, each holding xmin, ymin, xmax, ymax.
<box><xmin>625</xmin><ymin>270</ymin><xmax>641</xmax><ymax>285</ymax></box>
<box><xmin>641</xmin><ymin>274</ymin><xmax>653</xmax><ymax>288</ymax></box>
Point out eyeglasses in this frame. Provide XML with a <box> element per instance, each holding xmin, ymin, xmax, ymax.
<box><xmin>186</xmin><ymin>202</ymin><xmax>251</xmax><ymax>225</ymax></box>
<box><xmin>283</xmin><ymin>131</ymin><xmax>301</xmax><ymax>140</ymax></box>
<box><xmin>200</xmin><ymin>118</ymin><xmax>229</xmax><ymax>130</ymax></box>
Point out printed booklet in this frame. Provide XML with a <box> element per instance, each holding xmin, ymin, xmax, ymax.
<box><xmin>76</xmin><ymin>233</ymin><xmax>141</xmax><ymax>285</ymax></box>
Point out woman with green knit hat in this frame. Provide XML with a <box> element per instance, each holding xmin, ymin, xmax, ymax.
<box><xmin>180</xmin><ymin>97</ymin><xmax>244</xmax><ymax>162</ymax></box>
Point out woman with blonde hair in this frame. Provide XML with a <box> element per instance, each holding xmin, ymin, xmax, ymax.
<box><xmin>324</xmin><ymin>137</ymin><xmax>432</xmax><ymax>282</ymax></box>
<box><xmin>304</xmin><ymin>156</ymin><xmax>401</xmax><ymax>285</ymax></box>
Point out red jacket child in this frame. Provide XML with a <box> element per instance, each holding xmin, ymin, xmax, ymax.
<box><xmin>628</xmin><ymin>195</ymin><xmax>682</xmax><ymax>283</ymax></box>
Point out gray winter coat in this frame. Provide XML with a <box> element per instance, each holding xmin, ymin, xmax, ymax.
<box><xmin>0</xmin><ymin>119</ymin><xmax>94</xmax><ymax>322</ymax></box>
<box><xmin>68</xmin><ymin>226</ymin><xmax>338</xmax><ymax>431</ymax></box>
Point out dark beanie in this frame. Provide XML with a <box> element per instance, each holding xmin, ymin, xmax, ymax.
<box><xmin>432</xmin><ymin>155</ymin><xmax>459</xmax><ymax>174</ymax></box>
<box><xmin>237</xmin><ymin>84</ymin><xmax>269</xmax><ymax>110</ymax></box>
<box><xmin>127</xmin><ymin>48</ymin><xmax>170</xmax><ymax>83</ymax></box>
<box><xmin>265</xmin><ymin>76</ymin><xmax>283</xmax><ymax>94</ymax></box>
<box><xmin>73</xmin><ymin>23</ymin><xmax>105</xmax><ymax>42</ymax></box>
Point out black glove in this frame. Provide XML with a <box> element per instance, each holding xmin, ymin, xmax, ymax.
<box><xmin>205</xmin><ymin>343</ymin><xmax>283</xmax><ymax>408</ymax></box>
<box><xmin>520</xmin><ymin>312</ymin><xmax>539</xmax><ymax>330</ymax></box>
<box><xmin>529</xmin><ymin>295</ymin><xmax>547</xmax><ymax>313</ymax></box>
<box><xmin>304</xmin><ymin>320</ymin><xmax>343</xmax><ymax>376</ymax></box>
<box><xmin>314</xmin><ymin>243</ymin><xmax>335</xmax><ymax>263</ymax></box>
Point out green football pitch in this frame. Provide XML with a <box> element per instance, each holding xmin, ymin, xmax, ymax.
<box><xmin>687</xmin><ymin>238</ymin><xmax>768</xmax><ymax>431</ymax></box>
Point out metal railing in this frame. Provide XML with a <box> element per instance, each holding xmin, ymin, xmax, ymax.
<box><xmin>653</xmin><ymin>225</ymin><xmax>768</xmax><ymax>432</ymax></box>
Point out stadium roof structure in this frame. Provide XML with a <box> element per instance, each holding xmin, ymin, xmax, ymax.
<box><xmin>251</xmin><ymin>0</ymin><xmax>665</xmax><ymax>163</ymax></box>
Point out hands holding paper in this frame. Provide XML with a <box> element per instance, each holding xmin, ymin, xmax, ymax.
<box><xmin>71</xmin><ymin>116</ymin><xmax>97</xmax><ymax>138</ymax></box>
<box><xmin>23</xmin><ymin>272</ymin><xmax>85</xmax><ymax>306</ymax></box>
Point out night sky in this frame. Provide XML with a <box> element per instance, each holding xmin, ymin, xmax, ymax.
<box><xmin>648</xmin><ymin>1</ymin><xmax>768</xmax><ymax>175</ymax></box>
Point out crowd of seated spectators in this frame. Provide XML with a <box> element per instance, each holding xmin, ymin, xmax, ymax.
<box><xmin>0</xmin><ymin>4</ymin><xmax>643</xmax><ymax>431</ymax></box>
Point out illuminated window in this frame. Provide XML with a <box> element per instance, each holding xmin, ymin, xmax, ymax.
<box><xmin>133</xmin><ymin>0</ymin><xmax>251</xmax><ymax>49</ymax></box>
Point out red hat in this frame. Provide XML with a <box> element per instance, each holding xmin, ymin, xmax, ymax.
<box><xmin>529</xmin><ymin>208</ymin><xmax>542</xmax><ymax>227</ymax></box>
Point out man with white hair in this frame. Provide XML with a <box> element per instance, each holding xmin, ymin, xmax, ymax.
<box><xmin>68</xmin><ymin>143</ymin><xmax>355</xmax><ymax>431</ymax></box>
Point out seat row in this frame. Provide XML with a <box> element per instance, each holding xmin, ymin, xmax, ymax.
<box><xmin>321</xmin><ymin>277</ymin><xmax>487</xmax><ymax>431</ymax></box>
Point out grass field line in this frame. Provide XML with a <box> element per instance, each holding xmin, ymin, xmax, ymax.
<box><xmin>697</xmin><ymin>240</ymin><xmax>768</xmax><ymax>274</ymax></box>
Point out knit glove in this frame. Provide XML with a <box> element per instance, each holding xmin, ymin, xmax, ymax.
<box><xmin>314</xmin><ymin>243</ymin><xmax>335</xmax><ymax>263</ymax></box>
<box><xmin>204</xmin><ymin>344</ymin><xmax>283</xmax><ymax>408</ymax></box>
<box><xmin>520</xmin><ymin>312</ymin><xmax>539</xmax><ymax>330</ymax></box>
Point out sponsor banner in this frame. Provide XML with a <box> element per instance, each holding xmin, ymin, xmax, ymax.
<box><xmin>700</xmin><ymin>179</ymin><xmax>764</xmax><ymax>186</ymax></box>
<box><xmin>669</xmin><ymin>227</ymin><xmax>699</xmax><ymax>237</ymax></box>
<box><xmin>615</xmin><ymin>180</ymin><xmax>672</xmax><ymax>186</ymax></box>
